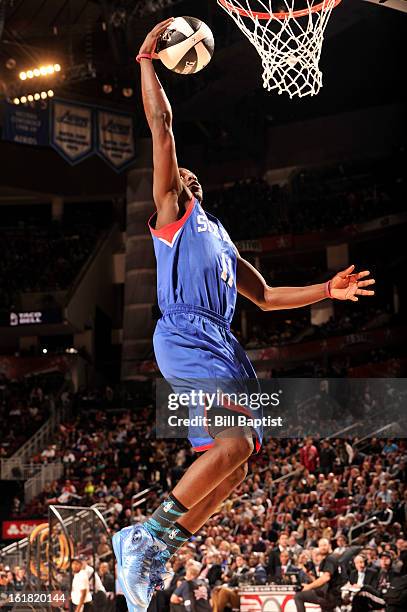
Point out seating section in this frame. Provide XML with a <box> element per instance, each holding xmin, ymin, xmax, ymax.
<box><xmin>0</xmin><ymin>372</ymin><xmax>65</xmax><ymax>458</ymax></box>
<box><xmin>0</xmin><ymin>222</ymin><xmax>100</xmax><ymax>309</ymax></box>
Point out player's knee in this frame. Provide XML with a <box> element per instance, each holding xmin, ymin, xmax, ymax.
<box><xmin>228</xmin><ymin>462</ymin><xmax>248</xmax><ymax>488</ymax></box>
<box><xmin>217</xmin><ymin>434</ymin><xmax>253</xmax><ymax>466</ymax></box>
<box><xmin>240</xmin><ymin>435</ymin><xmax>254</xmax><ymax>458</ymax></box>
<box><xmin>237</xmin><ymin>435</ymin><xmax>254</xmax><ymax>461</ymax></box>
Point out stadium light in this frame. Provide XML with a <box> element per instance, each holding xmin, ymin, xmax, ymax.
<box><xmin>13</xmin><ymin>90</ymin><xmax>55</xmax><ymax>104</ymax></box>
<box><xmin>19</xmin><ymin>64</ymin><xmax>62</xmax><ymax>80</ymax></box>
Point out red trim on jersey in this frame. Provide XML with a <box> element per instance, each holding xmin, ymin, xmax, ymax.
<box><xmin>148</xmin><ymin>197</ymin><xmax>195</xmax><ymax>246</ymax></box>
<box><xmin>193</xmin><ymin>443</ymin><xmax>214</xmax><ymax>453</ymax></box>
<box><xmin>193</xmin><ymin>438</ymin><xmax>261</xmax><ymax>453</ymax></box>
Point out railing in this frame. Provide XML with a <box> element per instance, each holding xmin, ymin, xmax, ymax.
<box><xmin>355</xmin><ymin>422</ymin><xmax>399</xmax><ymax>451</ymax></box>
<box><xmin>0</xmin><ymin>402</ymin><xmax>70</xmax><ymax>480</ymax></box>
<box><xmin>0</xmin><ymin>536</ymin><xmax>28</xmax><ymax>569</ymax></box>
<box><xmin>131</xmin><ymin>485</ymin><xmax>161</xmax><ymax>521</ymax></box>
<box><xmin>24</xmin><ymin>461</ymin><xmax>64</xmax><ymax>504</ymax></box>
<box><xmin>0</xmin><ymin>461</ymin><xmax>42</xmax><ymax>481</ymax></box>
<box><xmin>349</xmin><ymin>508</ymin><xmax>393</xmax><ymax>544</ymax></box>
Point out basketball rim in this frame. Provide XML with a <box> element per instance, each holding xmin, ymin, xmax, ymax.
<box><xmin>217</xmin><ymin>0</ymin><xmax>342</xmax><ymax>20</ymax></box>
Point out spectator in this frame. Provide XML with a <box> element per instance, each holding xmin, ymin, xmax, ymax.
<box><xmin>300</xmin><ymin>438</ymin><xmax>319</xmax><ymax>473</ymax></box>
<box><xmin>351</xmin><ymin>551</ymin><xmax>400</xmax><ymax>611</ymax></box>
<box><xmin>319</xmin><ymin>441</ymin><xmax>337</xmax><ymax>475</ymax></box>
<box><xmin>348</xmin><ymin>555</ymin><xmax>378</xmax><ymax>588</ymax></box>
<box><xmin>267</xmin><ymin>533</ymin><xmax>289</xmax><ymax>578</ymax></box>
<box><xmin>170</xmin><ymin>561</ymin><xmax>211</xmax><ymax>611</ymax></box>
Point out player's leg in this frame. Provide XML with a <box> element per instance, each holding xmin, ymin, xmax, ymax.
<box><xmin>142</xmin><ymin>427</ymin><xmax>253</xmax><ymax>550</ymax></box>
<box><xmin>176</xmin><ymin>460</ymin><xmax>248</xmax><ymax>534</ymax></box>
<box><xmin>171</xmin><ymin>426</ymin><xmax>252</xmax><ymax>507</ymax></box>
<box><xmin>112</xmin><ymin>427</ymin><xmax>253</xmax><ymax>609</ymax></box>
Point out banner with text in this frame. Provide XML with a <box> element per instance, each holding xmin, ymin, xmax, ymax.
<box><xmin>3</xmin><ymin>101</ymin><xmax>49</xmax><ymax>147</ymax></box>
<box><xmin>96</xmin><ymin>109</ymin><xmax>135</xmax><ymax>171</ymax></box>
<box><xmin>2</xmin><ymin>519</ymin><xmax>45</xmax><ymax>540</ymax></box>
<box><xmin>51</xmin><ymin>100</ymin><xmax>93</xmax><ymax>164</ymax></box>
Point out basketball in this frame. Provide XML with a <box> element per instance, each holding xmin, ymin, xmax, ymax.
<box><xmin>156</xmin><ymin>16</ymin><xmax>215</xmax><ymax>75</ymax></box>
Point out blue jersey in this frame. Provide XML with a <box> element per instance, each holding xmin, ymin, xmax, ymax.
<box><xmin>148</xmin><ymin>196</ymin><xmax>262</xmax><ymax>454</ymax></box>
<box><xmin>149</xmin><ymin>197</ymin><xmax>237</xmax><ymax>322</ymax></box>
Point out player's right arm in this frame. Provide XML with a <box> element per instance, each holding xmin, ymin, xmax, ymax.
<box><xmin>138</xmin><ymin>20</ymin><xmax>191</xmax><ymax>230</ymax></box>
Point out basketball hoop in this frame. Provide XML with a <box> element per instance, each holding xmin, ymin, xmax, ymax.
<box><xmin>217</xmin><ymin>0</ymin><xmax>342</xmax><ymax>98</ymax></box>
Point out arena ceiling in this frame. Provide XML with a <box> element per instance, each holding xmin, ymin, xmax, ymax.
<box><xmin>0</xmin><ymin>1</ymin><xmax>405</xmax><ymax>133</ymax></box>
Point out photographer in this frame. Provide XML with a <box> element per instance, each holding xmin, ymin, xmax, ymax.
<box><xmin>294</xmin><ymin>539</ymin><xmax>343</xmax><ymax>612</ymax></box>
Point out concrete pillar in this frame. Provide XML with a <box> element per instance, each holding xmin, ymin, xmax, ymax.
<box><xmin>122</xmin><ymin>140</ymin><xmax>158</xmax><ymax>379</ymax></box>
<box><xmin>74</xmin><ymin>330</ymin><xmax>93</xmax><ymax>358</ymax></box>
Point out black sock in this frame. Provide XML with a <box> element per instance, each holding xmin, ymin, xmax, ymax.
<box><xmin>143</xmin><ymin>493</ymin><xmax>188</xmax><ymax>541</ymax></box>
<box><xmin>160</xmin><ymin>522</ymin><xmax>193</xmax><ymax>557</ymax></box>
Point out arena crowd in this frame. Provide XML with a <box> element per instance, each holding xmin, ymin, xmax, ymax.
<box><xmin>6</xmin><ymin>382</ymin><xmax>405</xmax><ymax>610</ymax></box>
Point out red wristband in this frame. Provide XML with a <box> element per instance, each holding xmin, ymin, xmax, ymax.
<box><xmin>136</xmin><ymin>53</ymin><xmax>153</xmax><ymax>63</ymax></box>
<box><xmin>325</xmin><ymin>280</ymin><xmax>332</xmax><ymax>298</ymax></box>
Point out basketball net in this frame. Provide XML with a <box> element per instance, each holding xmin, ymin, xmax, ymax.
<box><xmin>217</xmin><ymin>0</ymin><xmax>341</xmax><ymax>98</ymax></box>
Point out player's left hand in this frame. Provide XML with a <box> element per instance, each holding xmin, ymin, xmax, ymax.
<box><xmin>330</xmin><ymin>265</ymin><xmax>375</xmax><ymax>302</ymax></box>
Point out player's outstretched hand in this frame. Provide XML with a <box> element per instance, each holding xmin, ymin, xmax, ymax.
<box><xmin>139</xmin><ymin>18</ymin><xmax>175</xmax><ymax>59</ymax></box>
<box><xmin>330</xmin><ymin>264</ymin><xmax>375</xmax><ymax>302</ymax></box>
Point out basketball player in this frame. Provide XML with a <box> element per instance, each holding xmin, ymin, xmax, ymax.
<box><xmin>113</xmin><ymin>18</ymin><xmax>376</xmax><ymax>611</ymax></box>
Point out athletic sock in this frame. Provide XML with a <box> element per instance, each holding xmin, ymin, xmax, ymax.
<box><xmin>160</xmin><ymin>522</ymin><xmax>193</xmax><ymax>557</ymax></box>
<box><xmin>143</xmin><ymin>493</ymin><xmax>188</xmax><ymax>542</ymax></box>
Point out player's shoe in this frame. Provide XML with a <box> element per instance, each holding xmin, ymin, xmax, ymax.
<box><xmin>151</xmin><ymin>548</ymin><xmax>173</xmax><ymax>590</ymax></box>
<box><xmin>112</xmin><ymin>524</ymin><xmax>168</xmax><ymax>609</ymax></box>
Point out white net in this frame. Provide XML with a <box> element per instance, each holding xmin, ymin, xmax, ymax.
<box><xmin>217</xmin><ymin>0</ymin><xmax>340</xmax><ymax>98</ymax></box>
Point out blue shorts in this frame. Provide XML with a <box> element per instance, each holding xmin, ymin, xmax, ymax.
<box><xmin>153</xmin><ymin>304</ymin><xmax>262</xmax><ymax>453</ymax></box>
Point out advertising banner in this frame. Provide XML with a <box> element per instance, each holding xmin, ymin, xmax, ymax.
<box><xmin>240</xmin><ymin>590</ymin><xmax>320</xmax><ymax>612</ymax></box>
<box><xmin>2</xmin><ymin>519</ymin><xmax>45</xmax><ymax>540</ymax></box>
<box><xmin>1</xmin><ymin>308</ymin><xmax>62</xmax><ymax>327</ymax></box>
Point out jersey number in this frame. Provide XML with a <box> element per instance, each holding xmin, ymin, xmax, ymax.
<box><xmin>221</xmin><ymin>253</ymin><xmax>234</xmax><ymax>288</ymax></box>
